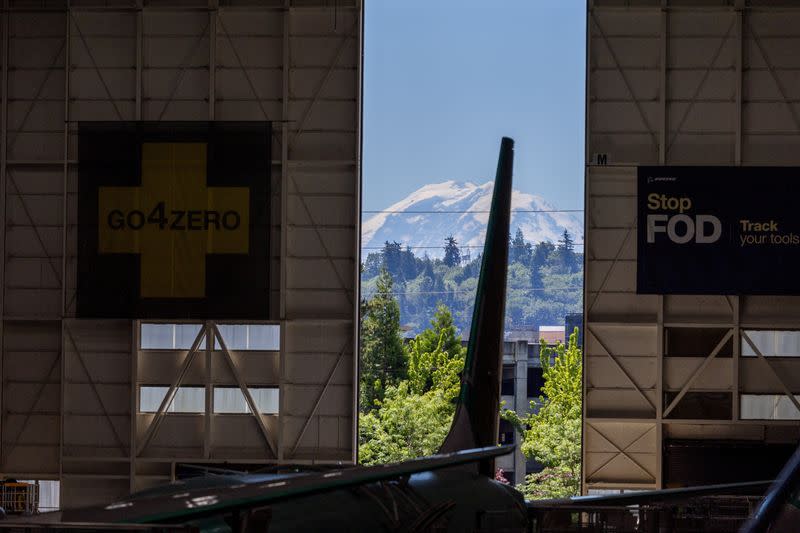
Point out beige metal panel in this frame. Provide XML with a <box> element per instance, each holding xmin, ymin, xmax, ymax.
<box><xmin>284</xmin><ymin>353</ymin><xmax>352</xmax><ymax>386</ymax></box>
<box><xmin>587</xmin><ymin>293</ymin><xmax>660</xmax><ymax>321</ymax></box>
<box><xmin>664</xmin><ymin>295</ymin><xmax>734</xmax><ymax>323</ymax></box>
<box><xmin>587</xmin><ymin>358</ymin><xmax>657</xmax><ymax>389</ymax></box>
<box><xmin>742</xmin><ymin>296</ymin><xmax>800</xmax><ymax>325</ymax></box>
<box><xmin>2</xmin><ymin>442</ymin><xmax>60</xmax><ymax>476</ymax></box>
<box><xmin>585</xmin><ymin>421</ymin><xmax>657</xmax><ymax>484</ymax></box>
<box><xmin>288</xmin><ymin>226</ymin><xmax>354</xmax><ymax>258</ymax></box>
<box><xmin>211</xmin><ymin>415</ymin><xmax>278</xmax><ymax>454</ymax></box>
<box><xmin>61</xmin><ymin>478</ymin><xmax>129</xmax><ymax>510</ymax></box>
<box><xmin>209</xmin><ymin>351</ymin><xmax>280</xmax><ymax>385</ymax></box>
<box><xmin>586</xmin><ymin>324</ymin><xmax>657</xmax><ymax>357</ymax></box>
<box><xmin>138</xmin><ymin>414</ymin><xmax>203</xmax><ymax>453</ymax></box>
<box><xmin>586</xmin><ymin>260</ymin><xmax>636</xmax><ymax>293</ymax></box>
<box><xmin>286</xmin><ymin>258</ymin><xmax>354</xmax><ymax>290</ymax></box>
<box><xmin>740</xmin><ymin>359</ymin><xmax>800</xmax><ymax>393</ymax></box>
<box><xmin>137</xmin><ymin>350</ymin><xmax>207</xmax><ymax>384</ymax></box>
<box><xmin>664</xmin><ymin>358</ymin><xmax>732</xmax><ymax>390</ymax></box>
<box><xmin>587</xmin><ymin>389</ymin><xmax>657</xmax><ymax>418</ymax></box>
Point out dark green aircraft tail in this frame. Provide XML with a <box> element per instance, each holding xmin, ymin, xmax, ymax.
<box><xmin>438</xmin><ymin>137</ymin><xmax>514</xmax><ymax>475</ymax></box>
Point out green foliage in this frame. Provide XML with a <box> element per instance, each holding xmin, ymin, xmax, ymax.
<box><xmin>443</xmin><ymin>235</ymin><xmax>461</xmax><ymax>267</ymax></box>
<box><xmin>359</xmin><ymin>306</ymin><xmax>465</xmax><ymax>465</ymax></box>
<box><xmin>361</xmin><ymin>230</ymin><xmax>582</xmax><ymax>335</ymax></box>
<box><xmin>505</xmin><ymin>329</ymin><xmax>582</xmax><ymax>499</ymax></box>
<box><xmin>359</xmin><ymin>268</ymin><xmax>406</xmax><ymax>412</ymax></box>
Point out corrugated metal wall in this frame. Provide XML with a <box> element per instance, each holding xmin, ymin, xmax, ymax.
<box><xmin>586</xmin><ymin>0</ymin><xmax>800</xmax><ymax>492</ymax></box>
<box><xmin>0</xmin><ymin>0</ymin><xmax>361</xmax><ymax>508</ymax></box>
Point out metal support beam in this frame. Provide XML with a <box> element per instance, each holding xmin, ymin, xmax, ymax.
<box><xmin>590</xmin><ymin>11</ymin><xmax>658</xmax><ymax>150</ymax></box>
<box><xmin>64</xmin><ymin>324</ymin><xmax>128</xmax><ymax>455</ymax></box>
<box><xmin>211</xmin><ymin>323</ymin><xmax>277</xmax><ymax>458</ymax></box>
<box><xmin>290</xmin><ymin>337</ymin><xmax>350</xmax><ymax>458</ymax></box>
<box><xmin>588</xmin><ymin>326</ymin><xmax>656</xmax><ymax>413</ymax></box>
<box><xmin>156</xmin><ymin>18</ymin><xmax>210</xmax><ymax>122</ymax></box>
<box><xmin>136</xmin><ymin>325</ymin><xmax>207</xmax><ymax>457</ymax></box>
<box><xmin>0</xmin><ymin>0</ymin><xmax>9</xmax><ymax>470</ymax></box>
<box><xmin>666</xmin><ymin>17</ymin><xmax>735</xmax><ymax>156</ymax></box>
<box><xmin>742</xmin><ymin>332</ymin><xmax>800</xmax><ymax>415</ymax></box>
<box><xmin>585</xmin><ymin>424</ymin><xmax>655</xmax><ymax>482</ymax></box>
<box><xmin>70</xmin><ymin>12</ymin><xmax>124</xmax><ymax>121</ymax></box>
<box><xmin>663</xmin><ymin>329</ymin><xmax>733</xmax><ymax>418</ymax></box>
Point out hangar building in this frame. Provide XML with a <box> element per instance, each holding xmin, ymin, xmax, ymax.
<box><xmin>0</xmin><ymin>0</ymin><xmax>361</xmax><ymax>508</ymax></box>
<box><xmin>585</xmin><ymin>0</ymin><xmax>800</xmax><ymax>493</ymax></box>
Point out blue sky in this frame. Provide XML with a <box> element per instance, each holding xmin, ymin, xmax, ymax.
<box><xmin>362</xmin><ymin>1</ymin><xmax>586</xmax><ymax>213</ymax></box>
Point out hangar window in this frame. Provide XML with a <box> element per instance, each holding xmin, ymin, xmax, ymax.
<box><xmin>213</xmin><ymin>387</ymin><xmax>279</xmax><ymax>414</ymax></box>
<box><xmin>742</xmin><ymin>330</ymin><xmax>800</xmax><ymax>357</ymax></box>
<box><xmin>139</xmin><ymin>386</ymin><xmax>205</xmax><ymax>413</ymax></box>
<box><xmin>741</xmin><ymin>394</ymin><xmax>800</xmax><ymax>420</ymax></box>
<box><xmin>140</xmin><ymin>323</ymin><xmax>206</xmax><ymax>350</ymax></box>
<box><xmin>216</xmin><ymin>324</ymin><xmax>280</xmax><ymax>351</ymax></box>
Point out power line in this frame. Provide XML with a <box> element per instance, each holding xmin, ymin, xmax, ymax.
<box><xmin>362</xmin><ymin>287</ymin><xmax>582</xmax><ymax>296</ymax></box>
<box><xmin>363</xmin><ymin>209</ymin><xmax>584</xmax><ymax>214</ymax></box>
<box><xmin>362</xmin><ymin>243</ymin><xmax>585</xmax><ymax>250</ymax></box>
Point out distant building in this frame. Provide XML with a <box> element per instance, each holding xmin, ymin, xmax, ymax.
<box><xmin>538</xmin><ymin>325</ymin><xmax>565</xmax><ymax>345</ymax></box>
<box><xmin>494</xmin><ymin>334</ymin><xmax>546</xmax><ymax>485</ymax></box>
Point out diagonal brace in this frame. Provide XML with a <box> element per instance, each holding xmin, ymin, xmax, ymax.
<box><xmin>211</xmin><ymin>323</ymin><xmax>277</xmax><ymax>458</ymax></box>
<box><xmin>741</xmin><ymin>331</ymin><xmax>800</xmax><ymax>416</ymax></box>
<box><xmin>588</xmin><ymin>325</ymin><xmax>656</xmax><ymax>413</ymax></box>
<box><xmin>136</xmin><ymin>325</ymin><xmax>207</xmax><ymax>456</ymax></box>
<box><xmin>663</xmin><ymin>329</ymin><xmax>733</xmax><ymax>418</ymax></box>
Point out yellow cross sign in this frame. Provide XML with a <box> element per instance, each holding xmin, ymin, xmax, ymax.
<box><xmin>98</xmin><ymin>143</ymin><xmax>249</xmax><ymax>298</ymax></box>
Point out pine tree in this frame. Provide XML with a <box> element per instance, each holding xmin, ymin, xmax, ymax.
<box><xmin>556</xmin><ymin>229</ymin><xmax>576</xmax><ymax>272</ymax></box>
<box><xmin>443</xmin><ymin>235</ymin><xmax>461</xmax><ymax>267</ymax></box>
<box><xmin>360</xmin><ymin>268</ymin><xmax>406</xmax><ymax>412</ymax></box>
<box><xmin>510</xmin><ymin>228</ymin><xmax>533</xmax><ymax>265</ymax></box>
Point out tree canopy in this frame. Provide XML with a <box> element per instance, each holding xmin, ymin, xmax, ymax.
<box><xmin>358</xmin><ymin>305</ymin><xmax>465</xmax><ymax>465</ymax></box>
<box><xmin>504</xmin><ymin>328</ymin><xmax>582</xmax><ymax>499</ymax></box>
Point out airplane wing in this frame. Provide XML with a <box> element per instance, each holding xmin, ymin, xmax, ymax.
<box><xmin>60</xmin><ymin>445</ymin><xmax>514</xmax><ymax>525</ymax></box>
<box><xmin>527</xmin><ymin>479</ymin><xmax>771</xmax><ymax>511</ymax></box>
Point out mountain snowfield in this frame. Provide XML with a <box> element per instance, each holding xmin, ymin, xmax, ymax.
<box><xmin>362</xmin><ymin>181</ymin><xmax>583</xmax><ymax>256</ymax></box>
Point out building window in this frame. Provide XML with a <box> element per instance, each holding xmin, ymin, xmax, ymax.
<box><xmin>139</xmin><ymin>386</ymin><xmax>205</xmax><ymax>413</ymax></box>
<box><xmin>501</xmin><ymin>364</ymin><xmax>515</xmax><ymax>396</ymax></box>
<box><xmin>213</xmin><ymin>387</ymin><xmax>279</xmax><ymax>414</ymax></box>
<box><xmin>140</xmin><ymin>323</ymin><xmax>206</xmax><ymax>350</ymax></box>
<box><xmin>216</xmin><ymin>324</ymin><xmax>280</xmax><ymax>351</ymax></box>
<box><xmin>742</xmin><ymin>331</ymin><xmax>800</xmax><ymax>357</ymax></box>
<box><xmin>498</xmin><ymin>419</ymin><xmax>515</xmax><ymax>445</ymax></box>
<box><xmin>741</xmin><ymin>394</ymin><xmax>800</xmax><ymax>420</ymax></box>
<box><xmin>527</xmin><ymin>366</ymin><xmax>544</xmax><ymax>398</ymax></box>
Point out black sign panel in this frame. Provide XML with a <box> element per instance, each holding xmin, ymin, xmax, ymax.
<box><xmin>638</xmin><ymin>166</ymin><xmax>800</xmax><ymax>295</ymax></box>
<box><xmin>78</xmin><ymin>122</ymin><xmax>271</xmax><ymax>318</ymax></box>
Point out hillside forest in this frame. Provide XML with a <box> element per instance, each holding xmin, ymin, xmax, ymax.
<box><xmin>361</xmin><ymin>228</ymin><xmax>582</xmax><ymax>334</ymax></box>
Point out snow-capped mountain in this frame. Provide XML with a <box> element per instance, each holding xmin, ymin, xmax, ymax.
<box><xmin>362</xmin><ymin>181</ymin><xmax>583</xmax><ymax>256</ymax></box>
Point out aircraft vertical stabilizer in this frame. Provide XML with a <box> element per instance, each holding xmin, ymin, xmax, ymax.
<box><xmin>438</xmin><ymin>137</ymin><xmax>514</xmax><ymax>477</ymax></box>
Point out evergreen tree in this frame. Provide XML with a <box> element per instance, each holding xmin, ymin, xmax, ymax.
<box><xmin>555</xmin><ymin>229</ymin><xmax>577</xmax><ymax>272</ymax></box>
<box><xmin>531</xmin><ymin>241</ymin><xmax>555</xmax><ymax>288</ymax></box>
<box><xmin>382</xmin><ymin>241</ymin><xmax>403</xmax><ymax>277</ymax></box>
<box><xmin>443</xmin><ymin>235</ymin><xmax>461</xmax><ymax>267</ymax></box>
<box><xmin>359</xmin><ymin>268</ymin><xmax>406</xmax><ymax>412</ymax></box>
<box><xmin>510</xmin><ymin>228</ymin><xmax>533</xmax><ymax>265</ymax></box>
